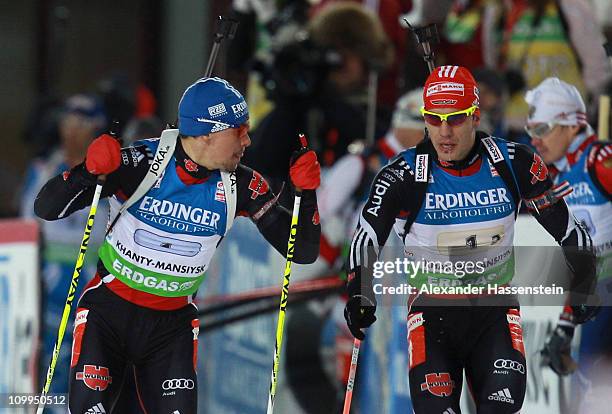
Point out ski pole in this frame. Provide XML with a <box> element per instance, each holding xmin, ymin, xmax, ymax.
<box><xmin>403</xmin><ymin>20</ymin><xmax>439</xmax><ymax>74</ymax></box>
<box><xmin>342</xmin><ymin>338</ymin><xmax>362</xmax><ymax>414</ymax></box>
<box><xmin>36</xmin><ymin>124</ymin><xmax>119</xmax><ymax>414</ymax></box>
<box><xmin>266</xmin><ymin>134</ymin><xmax>308</xmax><ymax>414</ymax></box>
<box><xmin>205</xmin><ymin>15</ymin><xmax>238</xmax><ymax>77</ymax></box>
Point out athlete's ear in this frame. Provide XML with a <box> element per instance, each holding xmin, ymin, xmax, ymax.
<box><xmin>473</xmin><ymin>114</ymin><xmax>480</xmax><ymax>127</ymax></box>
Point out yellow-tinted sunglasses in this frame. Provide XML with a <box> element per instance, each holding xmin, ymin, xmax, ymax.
<box><xmin>420</xmin><ymin>105</ymin><xmax>478</xmax><ymax>127</ymax></box>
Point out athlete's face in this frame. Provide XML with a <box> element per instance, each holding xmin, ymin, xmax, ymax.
<box><xmin>208</xmin><ymin>124</ymin><xmax>251</xmax><ymax>171</ymax></box>
<box><xmin>424</xmin><ymin>107</ymin><xmax>479</xmax><ymax>162</ymax></box>
<box><xmin>529</xmin><ymin>124</ymin><xmax>578</xmax><ymax>164</ymax></box>
<box><xmin>186</xmin><ymin>123</ymin><xmax>251</xmax><ymax>171</ymax></box>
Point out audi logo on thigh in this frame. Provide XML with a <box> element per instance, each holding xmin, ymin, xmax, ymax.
<box><xmin>494</xmin><ymin>359</ymin><xmax>525</xmax><ymax>374</ymax></box>
<box><xmin>162</xmin><ymin>378</ymin><xmax>195</xmax><ymax>390</ymax></box>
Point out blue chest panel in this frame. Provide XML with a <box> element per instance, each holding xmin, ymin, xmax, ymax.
<box><xmin>401</xmin><ymin>146</ymin><xmax>516</xmax><ymax>226</ymax></box>
<box><xmin>127</xmin><ymin>140</ymin><xmax>227</xmax><ymax>236</ymax></box>
<box><xmin>557</xmin><ymin>144</ymin><xmax>608</xmax><ymax>207</ymax></box>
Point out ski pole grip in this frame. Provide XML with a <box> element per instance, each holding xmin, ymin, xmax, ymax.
<box><xmin>298</xmin><ymin>133</ymin><xmax>308</xmax><ymax>149</ymax></box>
<box><xmin>97</xmin><ymin>120</ymin><xmax>121</xmax><ymax>185</ymax></box>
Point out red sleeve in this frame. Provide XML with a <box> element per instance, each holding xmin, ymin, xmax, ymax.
<box><xmin>592</xmin><ymin>146</ymin><xmax>612</xmax><ymax>194</ymax></box>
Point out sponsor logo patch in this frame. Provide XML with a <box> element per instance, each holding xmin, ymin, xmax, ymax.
<box><xmin>162</xmin><ymin>378</ymin><xmax>195</xmax><ymax>390</ymax></box>
<box><xmin>208</xmin><ymin>103</ymin><xmax>227</xmax><ymax>117</ymax></box>
<box><xmin>75</xmin><ymin>309</ymin><xmax>89</xmax><ymax>327</ymax></box>
<box><xmin>507</xmin><ymin>309</ymin><xmax>525</xmax><ymax>356</ymax></box>
<box><xmin>366</xmin><ymin>178</ymin><xmax>392</xmax><ymax>217</ymax></box>
<box><xmin>184</xmin><ymin>159</ymin><xmax>199</xmax><ymax>172</ymax></box>
<box><xmin>420</xmin><ymin>372</ymin><xmax>455</xmax><ymax>397</ymax></box>
<box><xmin>493</xmin><ymin>359</ymin><xmax>525</xmax><ymax>374</ymax></box>
<box><xmin>76</xmin><ymin>365</ymin><xmax>113</xmax><ymax>391</ymax></box>
<box><xmin>215</xmin><ymin>181</ymin><xmax>226</xmax><ymax>202</ymax></box>
<box><xmin>426</xmin><ymin>82</ymin><xmax>465</xmax><ymax>97</ymax></box>
<box><xmin>407</xmin><ymin>312</ymin><xmax>424</xmax><ymax>333</ymax></box>
<box><xmin>415</xmin><ymin>154</ymin><xmax>428</xmax><ymax>182</ymax></box>
<box><xmin>248</xmin><ymin>171</ymin><xmax>269</xmax><ymax>200</ymax></box>
<box><xmin>431</xmin><ymin>99</ymin><xmax>458</xmax><ymax>106</ymax></box>
<box><xmin>312</xmin><ymin>209</ymin><xmax>320</xmax><ymax>225</ymax></box>
<box><xmin>529</xmin><ymin>153</ymin><xmax>548</xmax><ymax>184</ymax></box>
<box><xmin>488</xmin><ymin>388</ymin><xmax>514</xmax><ymax>404</ymax></box>
<box><xmin>85</xmin><ymin>402</ymin><xmax>106</xmax><ymax>413</ymax></box>
<box><xmin>231</xmin><ymin>100</ymin><xmax>248</xmax><ymax>117</ymax></box>
<box><xmin>482</xmin><ymin>137</ymin><xmax>504</xmax><ymax>163</ymax></box>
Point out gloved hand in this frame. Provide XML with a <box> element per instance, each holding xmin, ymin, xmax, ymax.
<box><xmin>85</xmin><ymin>134</ymin><xmax>121</xmax><ymax>175</ymax></box>
<box><xmin>571</xmin><ymin>299</ymin><xmax>601</xmax><ymax>324</ymax></box>
<box><xmin>541</xmin><ymin>310</ymin><xmax>577</xmax><ymax>376</ymax></box>
<box><xmin>343</xmin><ymin>271</ymin><xmax>377</xmax><ymax>340</ymax></box>
<box><xmin>289</xmin><ymin>148</ymin><xmax>320</xmax><ymax>190</ymax></box>
<box><xmin>344</xmin><ymin>295</ymin><xmax>376</xmax><ymax>340</ymax></box>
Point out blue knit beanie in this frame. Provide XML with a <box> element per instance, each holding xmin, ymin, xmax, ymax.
<box><xmin>178</xmin><ymin>77</ymin><xmax>249</xmax><ymax>136</ymax></box>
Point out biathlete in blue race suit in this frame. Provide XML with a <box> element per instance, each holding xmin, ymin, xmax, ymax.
<box><xmin>525</xmin><ymin>77</ymin><xmax>612</xmax><ymax>392</ymax></box>
<box><xmin>34</xmin><ymin>77</ymin><xmax>321</xmax><ymax>414</ymax></box>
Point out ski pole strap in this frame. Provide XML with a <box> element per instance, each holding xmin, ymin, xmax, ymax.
<box><xmin>524</xmin><ymin>181</ymin><xmax>572</xmax><ymax>214</ymax></box>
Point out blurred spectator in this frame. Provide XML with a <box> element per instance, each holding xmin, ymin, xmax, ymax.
<box><xmin>122</xmin><ymin>116</ymin><xmax>165</xmax><ymax>145</ymax></box>
<box><xmin>497</xmin><ymin>0</ymin><xmax>611</xmax><ymax>140</ymax></box>
<box><xmin>472</xmin><ymin>66</ymin><xmax>509</xmax><ymax>139</ymax></box>
<box><xmin>311</xmin><ymin>0</ymin><xmax>411</xmax><ymax>108</ymax></box>
<box><xmin>440</xmin><ymin>0</ymin><xmax>504</xmax><ymax>69</ymax></box>
<box><xmin>288</xmin><ymin>88</ymin><xmax>425</xmax><ymax>413</ymax></box>
<box><xmin>21</xmin><ymin>96</ymin><xmax>64</xmax><ymax>158</ymax></box>
<box><xmin>401</xmin><ymin>0</ymin><xmax>455</xmax><ymax>91</ymax></box>
<box><xmin>19</xmin><ymin>94</ymin><xmax>109</xmax><ymax>406</ymax></box>
<box><xmin>244</xmin><ymin>1</ymin><xmax>393</xmax><ymax>193</ymax></box>
<box><xmin>96</xmin><ymin>72</ymin><xmax>157</xmax><ymax>137</ymax></box>
<box><xmin>228</xmin><ymin>0</ymin><xmax>308</xmax><ymax>127</ymax></box>
<box><xmin>592</xmin><ymin>0</ymin><xmax>612</xmax><ymax>40</ymax></box>
<box><xmin>316</xmin><ymin>88</ymin><xmax>426</xmax><ymax>272</ymax></box>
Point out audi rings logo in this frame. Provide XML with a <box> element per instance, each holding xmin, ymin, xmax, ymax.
<box><xmin>494</xmin><ymin>359</ymin><xmax>525</xmax><ymax>374</ymax></box>
<box><xmin>162</xmin><ymin>378</ymin><xmax>195</xmax><ymax>390</ymax></box>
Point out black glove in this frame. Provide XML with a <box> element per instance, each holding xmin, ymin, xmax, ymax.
<box><xmin>571</xmin><ymin>299</ymin><xmax>601</xmax><ymax>324</ymax></box>
<box><xmin>343</xmin><ymin>270</ymin><xmax>377</xmax><ymax>340</ymax></box>
<box><xmin>344</xmin><ymin>295</ymin><xmax>377</xmax><ymax>340</ymax></box>
<box><xmin>541</xmin><ymin>312</ymin><xmax>577</xmax><ymax>376</ymax></box>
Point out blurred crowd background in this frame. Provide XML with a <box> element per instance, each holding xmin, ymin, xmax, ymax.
<box><xmin>2</xmin><ymin>0</ymin><xmax>612</xmax><ymax>217</ymax></box>
<box><xmin>1</xmin><ymin>0</ymin><xmax>612</xmax><ymax>412</ymax></box>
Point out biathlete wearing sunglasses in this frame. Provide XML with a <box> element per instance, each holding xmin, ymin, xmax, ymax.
<box><xmin>343</xmin><ymin>66</ymin><xmax>597</xmax><ymax>414</ymax></box>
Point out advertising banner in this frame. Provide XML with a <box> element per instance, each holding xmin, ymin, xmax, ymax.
<box><xmin>0</xmin><ymin>219</ymin><xmax>40</xmax><ymax>414</ymax></box>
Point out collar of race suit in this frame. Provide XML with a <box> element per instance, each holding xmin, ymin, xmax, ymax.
<box><xmin>174</xmin><ymin>137</ymin><xmax>213</xmax><ymax>184</ymax></box>
<box><xmin>432</xmin><ymin>135</ymin><xmax>483</xmax><ymax>176</ymax></box>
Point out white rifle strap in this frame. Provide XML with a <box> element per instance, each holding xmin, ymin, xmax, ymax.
<box><xmin>113</xmin><ymin>129</ymin><xmax>179</xmax><ymax>223</ymax></box>
<box><xmin>220</xmin><ymin>170</ymin><xmax>237</xmax><ymax>233</ymax></box>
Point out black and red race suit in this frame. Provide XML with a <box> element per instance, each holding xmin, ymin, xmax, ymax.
<box><xmin>35</xmin><ymin>136</ymin><xmax>320</xmax><ymax>413</ymax></box>
<box><xmin>347</xmin><ymin>134</ymin><xmax>595</xmax><ymax>413</ymax></box>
